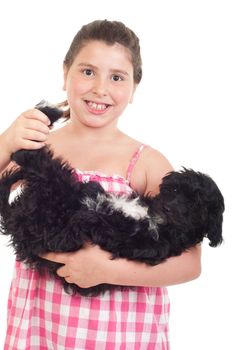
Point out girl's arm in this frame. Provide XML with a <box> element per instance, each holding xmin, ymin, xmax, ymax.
<box><xmin>42</xmin><ymin>147</ymin><xmax>201</xmax><ymax>288</ymax></box>
<box><xmin>104</xmin><ymin>245</ymin><xmax>201</xmax><ymax>287</ymax></box>
<box><xmin>41</xmin><ymin>243</ymin><xmax>201</xmax><ymax>288</ymax></box>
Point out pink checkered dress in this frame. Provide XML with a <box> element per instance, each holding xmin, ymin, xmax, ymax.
<box><xmin>4</xmin><ymin>145</ymin><xmax>170</xmax><ymax>350</ymax></box>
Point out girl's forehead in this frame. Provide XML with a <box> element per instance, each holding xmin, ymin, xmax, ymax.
<box><xmin>74</xmin><ymin>40</ymin><xmax>133</xmax><ymax>65</ymax></box>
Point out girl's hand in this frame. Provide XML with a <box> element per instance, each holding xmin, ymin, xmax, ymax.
<box><xmin>41</xmin><ymin>244</ymin><xmax>112</xmax><ymax>288</ymax></box>
<box><xmin>1</xmin><ymin>108</ymin><xmax>51</xmax><ymax>157</ymax></box>
<box><xmin>41</xmin><ymin>244</ymin><xmax>201</xmax><ymax>289</ymax></box>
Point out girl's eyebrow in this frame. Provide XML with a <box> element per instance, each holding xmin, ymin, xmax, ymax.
<box><xmin>77</xmin><ymin>62</ymin><xmax>129</xmax><ymax>76</ymax></box>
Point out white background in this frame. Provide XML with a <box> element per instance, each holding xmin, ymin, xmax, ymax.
<box><xmin>0</xmin><ymin>1</ymin><xmax>231</xmax><ymax>349</ymax></box>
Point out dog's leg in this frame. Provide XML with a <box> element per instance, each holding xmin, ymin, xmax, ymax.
<box><xmin>0</xmin><ymin>168</ymin><xmax>24</xmax><ymax>228</ymax></box>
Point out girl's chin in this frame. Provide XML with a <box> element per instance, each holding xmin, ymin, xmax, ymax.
<box><xmin>83</xmin><ymin>115</ymin><xmax>116</xmax><ymax>129</ymax></box>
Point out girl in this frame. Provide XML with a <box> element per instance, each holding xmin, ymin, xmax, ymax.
<box><xmin>0</xmin><ymin>20</ymin><xmax>201</xmax><ymax>350</ymax></box>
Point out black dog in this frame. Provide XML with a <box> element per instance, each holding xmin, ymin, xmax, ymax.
<box><xmin>0</xmin><ymin>103</ymin><xmax>224</xmax><ymax>296</ymax></box>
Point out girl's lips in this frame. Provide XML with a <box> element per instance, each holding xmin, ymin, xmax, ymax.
<box><xmin>85</xmin><ymin>100</ymin><xmax>111</xmax><ymax>115</ymax></box>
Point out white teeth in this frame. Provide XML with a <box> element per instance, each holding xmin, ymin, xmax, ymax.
<box><xmin>87</xmin><ymin>101</ymin><xmax>107</xmax><ymax>110</ymax></box>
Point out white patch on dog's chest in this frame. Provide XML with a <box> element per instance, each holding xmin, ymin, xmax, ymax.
<box><xmin>81</xmin><ymin>194</ymin><xmax>149</xmax><ymax>220</ymax></box>
<box><xmin>107</xmin><ymin>195</ymin><xmax>148</xmax><ymax>220</ymax></box>
<box><xmin>108</xmin><ymin>196</ymin><xmax>147</xmax><ymax>220</ymax></box>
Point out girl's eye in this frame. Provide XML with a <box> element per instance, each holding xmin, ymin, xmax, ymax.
<box><xmin>83</xmin><ymin>69</ymin><xmax>94</xmax><ymax>76</ymax></box>
<box><xmin>112</xmin><ymin>75</ymin><xmax>123</xmax><ymax>82</ymax></box>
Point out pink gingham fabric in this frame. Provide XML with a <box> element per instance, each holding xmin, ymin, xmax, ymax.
<box><xmin>4</xmin><ymin>144</ymin><xmax>170</xmax><ymax>349</ymax></box>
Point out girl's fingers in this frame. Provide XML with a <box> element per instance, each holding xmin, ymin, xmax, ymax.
<box><xmin>1</xmin><ymin>108</ymin><xmax>51</xmax><ymax>155</ymax></box>
<box><xmin>12</xmin><ymin>110</ymin><xmax>51</xmax><ymax>150</ymax></box>
<box><xmin>56</xmin><ymin>265</ymin><xmax>70</xmax><ymax>278</ymax></box>
<box><xmin>40</xmin><ymin>252</ymin><xmax>71</xmax><ymax>264</ymax></box>
<box><xmin>22</xmin><ymin>129</ymin><xmax>49</xmax><ymax>143</ymax></box>
<box><xmin>24</xmin><ymin>119</ymin><xmax>50</xmax><ymax>134</ymax></box>
<box><xmin>23</xmin><ymin>109</ymin><xmax>51</xmax><ymax>126</ymax></box>
<box><xmin>19</xmin><ymin>139</ymin><xmax>46</xmax><ymax>150</ymax></box>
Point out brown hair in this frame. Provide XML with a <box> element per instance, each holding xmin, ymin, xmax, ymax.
<box><xmin>59</xmin><ymin>20</ymin><xmax>142</xmax><ymax>118</ymax></box>
<box><xmin>64</xmin><ymin>19</ymin><xmax>142</xmax><ymax>83</ymax></box>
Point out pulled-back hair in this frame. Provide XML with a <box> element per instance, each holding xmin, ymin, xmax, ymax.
<box><xmin>64</xmin><ymin>20</ymin><xmax>142</xmax><ymax>84</ymax></box>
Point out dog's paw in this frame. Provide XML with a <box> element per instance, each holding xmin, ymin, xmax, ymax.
<box><xmin>11</xmin><ymin>147</ymin><xmax>54</xmax><ymax>168</ymax></box>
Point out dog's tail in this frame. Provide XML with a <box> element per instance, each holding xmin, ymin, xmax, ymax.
<box><xmin>0</xmin><ymin>168</ymin><xmax>24</xmax><ymax>230</ymax></box>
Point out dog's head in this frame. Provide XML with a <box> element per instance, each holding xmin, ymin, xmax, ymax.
<box><xmin>156</xmin><ymin>168</ymin><xmax>224</xmax><ymax>247</ymax></box>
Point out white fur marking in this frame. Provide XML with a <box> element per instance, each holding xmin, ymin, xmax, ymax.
<box><xmin>81</xmin><ymin>197</ymin><xmax>97</xmax><ymax>210</ymax></box>
<box><xmin>107</xmin><ymin>195</ymin><xmax>148</xmax><ymax>220</ymax></box>
<box><xmin>82</xmin><ymin>194</ymin><xmax>148</xmax><ymax>220</ymax></box>
<box><xmin>8</xmin><ymin>184</ymin><xmax>24</xmax><ymax>205</ymax></box>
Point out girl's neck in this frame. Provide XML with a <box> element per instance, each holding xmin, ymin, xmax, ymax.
<box><xmin>66</xmin><ymin>118</ymin><xmax>122</xmax><ymax>142</ymax></box>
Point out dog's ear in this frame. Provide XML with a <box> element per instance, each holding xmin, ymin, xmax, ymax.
<box><xmin>205</xmin><ymin>196</ymin><xmax>224</xmax><ymax>247</ymax></box>
<box><xmin>183</xmin><ymin>169</ymin><xmax>225</xmax><ymax>247</ymax></box>
<box><xmin>201</xmin><ymin>175</ymin><xmax>225</xmax><ymax>247</ymax></box>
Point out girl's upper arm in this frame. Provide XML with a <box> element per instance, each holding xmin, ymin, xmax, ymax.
<box><xmin>144</xmin><ymin>147</ymin><xmax>174</xmax><ymax>196</ymax></box>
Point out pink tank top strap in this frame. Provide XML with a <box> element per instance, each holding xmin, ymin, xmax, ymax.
<box><xmin>126</xmin><ymin>144</ymin><xmax>147</xmax><ymax>182</ymax></box>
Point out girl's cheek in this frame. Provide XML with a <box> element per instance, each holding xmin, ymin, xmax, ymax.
<box><xmin>70</xmin><ymin>76</ymin><xmax>91</xmax><ymax>93</ymax></box>
<box><xmin>116</xmin><ymin>89</ymin><xmax>132</xmax><ymax>102</ymax></box>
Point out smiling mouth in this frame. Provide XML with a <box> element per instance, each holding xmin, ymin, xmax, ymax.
<box><xmin>85</xmin><ymin>100</ymin><xmax>111</xmax><ymax>111</ymax></box>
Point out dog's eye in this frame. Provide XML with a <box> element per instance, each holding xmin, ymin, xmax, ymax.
<box><xmin>162</xmin><ymin>185</ymin><xmax>178</xmax><ymax>193</ymax></box>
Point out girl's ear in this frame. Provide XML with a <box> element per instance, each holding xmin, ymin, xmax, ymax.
<box><xmin>129</xmin><ymin>84</ymin><xmax>137</xmax><ymax>104</ymax></box>
<box><xmin>63</xmin><ymin>64</ymin><xmax>68</xmax><ymax>91</ymax></box>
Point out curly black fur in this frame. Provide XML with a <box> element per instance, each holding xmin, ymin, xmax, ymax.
<box><xmin>0</xmin><ymin>103</ymin><xmax>224</xmax><ymax>296</ymax></box>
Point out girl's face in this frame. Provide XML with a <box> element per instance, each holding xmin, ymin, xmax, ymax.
<box><xmin>63</xmin><ymin>40</ymin><xmax>136</xmax><ymax>130</ymax></box>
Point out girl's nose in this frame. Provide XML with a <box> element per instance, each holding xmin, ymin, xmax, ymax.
<box><xmin>92</xmin><ymin>77</ymin><xmax>108</xmax><ymax>96</ymax></box>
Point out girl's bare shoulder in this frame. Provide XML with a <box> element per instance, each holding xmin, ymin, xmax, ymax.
<box><xmin>130</xmin><ymin>145</ymin><xmax>173</xmax><ymax>195</ymax></box>
<box><xmin>144</xmin><ymin>146</ymin><xmax>173</xmax><ymax>195</ymax></box>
